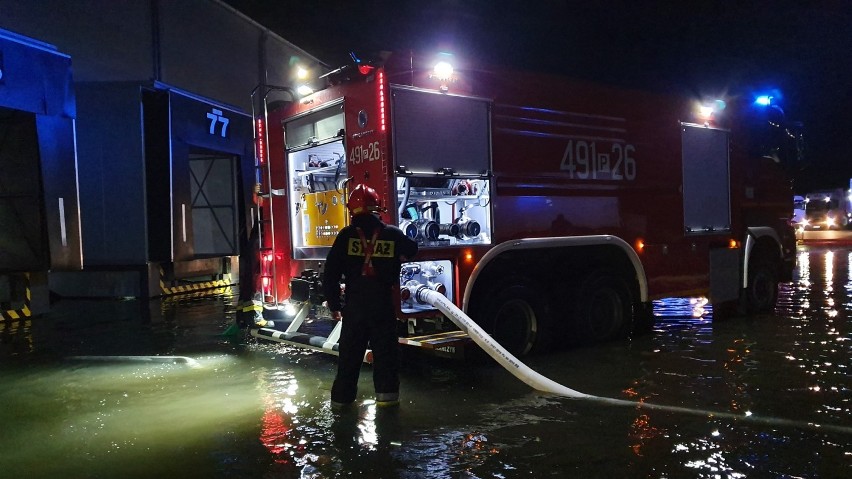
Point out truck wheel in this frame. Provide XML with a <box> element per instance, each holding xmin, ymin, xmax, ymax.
<box><xmin>576</xmin><ymin>272</ymin><xmax>632</xmax><ymax>342</ymax></box>
<box><xmin>631</xmin><ymin>301</ymin><xmax>656</xmax><ymax>336</ymax></box>
<box><xmin>744</xmin><ymin>260</ymin><xmax>778</xmax><ymax>314</ymax></box>
<box><xmin>482</xmin><ymin>282</ymin><xmax>551</xmax><ymax>357</ymax></box>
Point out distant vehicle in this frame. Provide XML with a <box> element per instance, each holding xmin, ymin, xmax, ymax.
<box><xmin>792</xmin><ymin>195</ymin><xmax>805</xmax><ymax>227</ymax></box>
<box><xmin>803</xmin><ymin>189</ymin><xmax>850</xmax><ymax>230</ymax></box>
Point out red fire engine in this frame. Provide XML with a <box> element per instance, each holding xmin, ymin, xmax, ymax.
<box><xmin>249</xmin><ymin>52</ymin><xmax>799</xmax><ymax>357</ymax></box>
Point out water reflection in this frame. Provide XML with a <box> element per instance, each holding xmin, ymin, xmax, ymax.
<box><xmin>1</xmin><ymin>247</ymin><xmax>852</xmax><ymax>477</ymax></box>
<box><xmin>0</xmin><ymin>355</ymin><xmax>265</xmax><ymax>478</ymax></box>
<box><xmin>0</xmin><ymin>317</ymin><xmax>33</xmax><ymax>355</ymax></box>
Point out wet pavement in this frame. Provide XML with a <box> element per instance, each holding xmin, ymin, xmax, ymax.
<box><xmin>1</xmin><ymin>245</ymin><xmax>851</xmax><ymax>478</ymax></box>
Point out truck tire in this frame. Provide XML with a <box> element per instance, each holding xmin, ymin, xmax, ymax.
<box><xmin>631</xmin><ymin>301</ymin><xmax>656</xmax><ymax>336</ymax></box>
<box><xmin>575</xmin><ymin>272</ymin><xmax>632</xmax><ymax>343</ymax></box>
<box><xmin>482</xmin><ymin>282</ymin><xmax>551</xmax><ymax>356</ymax></box>
<box><xmin>744</xmin><ymin>260</ymin><xmax>778</xmax><ymax>314</ymax></box>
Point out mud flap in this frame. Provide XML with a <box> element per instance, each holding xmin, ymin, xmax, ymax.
<box><xmin>709</xmin><ymin>248</ymin><xmax>741</xmax><ymax>304</ymax></box>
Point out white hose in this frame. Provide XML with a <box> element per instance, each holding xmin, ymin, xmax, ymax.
<box><xmin>419</xmin><ymin>289</ymin><xmax>591</xmax><ymax>399</ymax></box>
<box><xmin>418</xmin><ymin>289</ymin><xmax>852</xmax><ymax>435</ymax></box>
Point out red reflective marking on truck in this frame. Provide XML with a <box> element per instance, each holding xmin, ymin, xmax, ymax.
<box><xmin>378</xmin><ymin>71</ymin><xmax>386</xmax><ymax>132</ymax></box>
<box><xmin>256</xmin><ymin>119</ymin><xmax>265</xmax><ymax>165</ymax></box>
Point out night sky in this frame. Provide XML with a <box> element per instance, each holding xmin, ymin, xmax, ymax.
<box><xmin>225</xmin><ymin>0</ymin><xmax>851</xmax><ymax>194</ymax></box>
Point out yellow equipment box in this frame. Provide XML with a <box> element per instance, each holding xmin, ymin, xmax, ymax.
<box><xmin>302</xmin><ymin>191</ymin><xmax>348</xmax><ymax>246</ymax></box>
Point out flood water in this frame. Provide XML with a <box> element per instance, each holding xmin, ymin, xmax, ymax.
<box><xmin>1</xmin><ymin>245</ymin><xmax>851</xmax><ymax>478</ymax></box>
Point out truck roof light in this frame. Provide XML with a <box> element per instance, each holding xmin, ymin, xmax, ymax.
<box><xmin>755</xmin><ymin>95</ymin><xmax>772</xmax><ymax>106</ymax></box>
<box><xmin>348</xmin><ymin>51</ymin><xmax>375</xmax><ymax>76</ymax></box>
<box><xmin>433</xmin><ymin>61</ymin><xmax>453</xmax><ymax>81</ymax></box>
<box><xmin>296</xmin><ymin>67</ymin><xmax>309</xmax><ymax>80</ymax></box>
<box><xmin>696</xmin><ymin>100</ymin><xmax>725</xmax><ymax>121</ymax></box>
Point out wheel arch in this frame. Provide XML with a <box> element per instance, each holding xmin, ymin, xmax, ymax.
<box><xmin>463</xmin><ymin>235</ymin><xmax>648</xmax><ymax>314</ymax></box>
<box><xmin>742</xmin><ymin>227</ymin><xmax>784</xmax><ymax>289</ymax></box>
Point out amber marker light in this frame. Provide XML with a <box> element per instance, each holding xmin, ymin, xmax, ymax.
<box><xmin>634</xmin><ymin>238</ymin><xmax>645</xmax><ymax>253</ymax></box>
<box><xmin>464</xmin><ymin>250</ymin><xmax>474</xmax><ymax>263</ymax></box>
<box><xmin>728</xmin><ymin>239</ymin><xmax>740</xmax><ymax>249</ymax></box>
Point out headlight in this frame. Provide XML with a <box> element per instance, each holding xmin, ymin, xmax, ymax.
<box><xmin>827</xmin><ymin>217</ymin><xmax>836</xmax><ymax>227</ymax></box>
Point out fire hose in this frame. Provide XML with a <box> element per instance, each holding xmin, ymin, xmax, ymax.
<box><xmin>417</xmin><ymin>288</ymin><xmax>591</xmax><ymax>399</ymax></box>
<box><xmin>416</xmin><ymin>288</ymin><xmax>852</xmax><ymax>434</ymax></box>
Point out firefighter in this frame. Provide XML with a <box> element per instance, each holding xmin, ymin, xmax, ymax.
<box><xmin>323</xmin><ymin>183</ymin><xmax>418</xmax><ymax>408</ymax></box>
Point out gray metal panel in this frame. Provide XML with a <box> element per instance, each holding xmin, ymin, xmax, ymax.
<box><xmin>709</xmin><ymin>247</ymin><xmax>740</xmax><ymax>303</ymax></box>
<box><xmin>0</xmin><ymin>29</ymin><xmax>75</xmax><ymax>117</ymax></box>
<box><xmin>0</xmin><ymin>0</ymin><xmax>154</xmax><ymax>82</ymax></box>
<box><xmin>37</xmin><ymin>115</ymin><xmax>83</xmax><ymax>270</ymax></box>
<box><xmin>75</xmin><ymin>82</ymin><xmax>148</xmax><ymax>265</ymax></box>
<box><xmin>159</xmin><ymin>0</ymin><xmax>260</xmax><ymax>112</ymax></box>
<box><xmin>390</xmin><ymin>86</ymin><xmax>491</xmax><ymax>176</ymax></box>
<box><xmin>681</xmin><ymin>124</ymin><xmax>731</xmax><ymax>233</ymax></box>
<box><xmin>189</xmin><ymin>155</ymin><xmax>236</xmax><ymax>256</ymax></box>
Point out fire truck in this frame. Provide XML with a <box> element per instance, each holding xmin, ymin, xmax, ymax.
<box><xmin>249</xmin><ymin>52</ymin><xmax>799</xmax><ymax>357</ymax></box>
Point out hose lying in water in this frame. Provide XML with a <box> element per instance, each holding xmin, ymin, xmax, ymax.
<box><xmin>417</xmin><ymin>289</ymin><xmax>852</xmax><ymax>435</ymax></box>
<box><xmin>68</xmin><ymin>355</ymin><xmax>201</xmax><ymax>367</ymax></box>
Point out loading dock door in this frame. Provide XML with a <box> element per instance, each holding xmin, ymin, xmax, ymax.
<box><xmin>0</xmin><ymin>30</ymin><xmax>82</xmax><ymax>272</ymax></box>
<box><xmin>0</xmin><ymin>107</ymin><xmax>46</xmax><ymax>271</ymax></box>
<box><xmin>189</xmin><ymin>148</ymin><xmax>237</xmax><ymax>257</ymax></box>
<box><xmin>145</xmin><ymin>87</ymin><xmax>253</xmax><ymax>263</ymax></box>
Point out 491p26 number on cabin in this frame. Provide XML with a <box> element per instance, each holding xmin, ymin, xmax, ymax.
<box><xmin>560</xmin><ymin>140</ymin><xmax>636</xmax><ymax>180</ymax></box>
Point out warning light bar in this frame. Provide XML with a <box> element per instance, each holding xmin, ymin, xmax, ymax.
<box><xmin>256</xmin><ymin>119</ymin><xmax>265</xmax><ymax>165</ymax></box>
<box><xmin>378</xmin><ymin>70</ymin><xmax>386</xmax><ymax>132</ymax></box>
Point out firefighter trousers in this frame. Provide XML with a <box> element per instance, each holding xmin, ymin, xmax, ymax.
<box><xmin>331</xmin><ymin>298</ymin><xmax>399</xmax><ymax>404</ymax></box>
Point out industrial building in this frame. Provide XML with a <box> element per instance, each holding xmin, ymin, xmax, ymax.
<box><xmin>0</xmin><ymin>0</ymin><xmax>326</xmax><ymax>313</ymax></box>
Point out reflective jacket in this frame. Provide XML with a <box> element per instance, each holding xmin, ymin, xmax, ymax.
<box><xmin>323</xmin><ymin>214</ymin><xmax>418</xmax><ymax>311</ymax></box>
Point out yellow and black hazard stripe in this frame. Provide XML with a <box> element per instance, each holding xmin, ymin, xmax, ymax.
<box><xmin>1</xmin><ymin>274</ymin><xmax>31</xmax><ymax>322</ymax></box>
<box><xmin>161</xmin><ymin>286</ymin><xmax>234</xmax><ymax>302</ymax></box>
<box><xmin>158</xmin><ymin>267</ymin><xmax>236</xmax><ymax>297</ymax></box>
<box><xmin>0</xmin><ymin>317</ymin><xmax>32</xmax><ymax>340</ymax></box>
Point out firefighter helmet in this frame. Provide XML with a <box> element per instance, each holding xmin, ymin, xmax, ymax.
<box><xmin>347</xmin><ymin>184</ymin><xmax>384</xmax><ymax>216</ymax></box>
